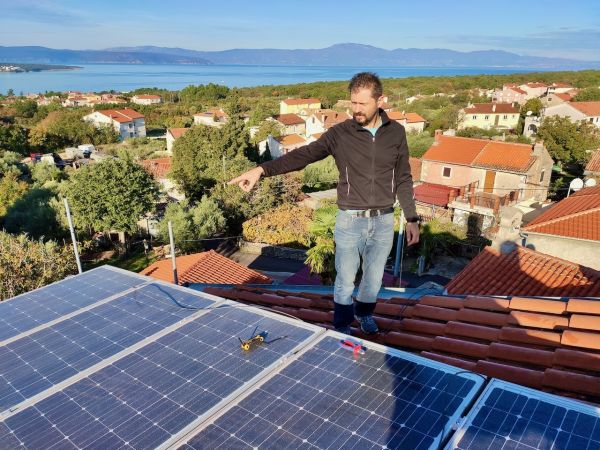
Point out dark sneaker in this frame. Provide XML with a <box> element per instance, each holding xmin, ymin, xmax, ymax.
<box><xmin>335</xmin><ymin>326</ymin><xmax>352</xmax><ymax>335</ymax></box>
<box><xmin>354</xmin><ymin>315</ymin><xmax>379</xmax><ymax>334</ymax></box>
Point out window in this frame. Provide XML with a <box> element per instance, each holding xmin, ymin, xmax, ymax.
<box><xmin>129</xmin><ymin>123</ymin><xmax>133</xmax><ymax>128</ymax></box>
<box><xmin>539</xmin><ymin>170</ymin><xmax>545</xmax><ymax>183</ymax></box>
<box><xmin>442</xmin><ymin>167</ymin><xmax>451</xmax><ymax>178</ymax></box>
<box><xmin>129</xmin><ymin>132</ymin><xmax>133</xmax><ymax>138</ymax></box>
<box><xmin>472</xmin><ymin>115</ymin><xmax>477</xmax><ymax>120</ymax></box>
<box><xmin>503</xmin><ymin>115</ymin><xmax>508</xmax><ymax>119</ymax></box>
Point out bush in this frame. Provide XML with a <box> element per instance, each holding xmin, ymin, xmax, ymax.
<box><xmin>242</xmin><ymin>204</ymin><xmax>313</xmax><ymax>248</ymax></box>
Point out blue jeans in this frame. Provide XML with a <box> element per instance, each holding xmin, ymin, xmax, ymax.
<box><xmin>333</xmin><ymin>209</ymin><xmax>395</xmax><ymax>307</ymax></box>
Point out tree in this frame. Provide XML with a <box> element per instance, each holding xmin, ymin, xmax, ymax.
<box><xmin>0</xmin><ymin>124</ymin><xmax>29</xmax><ymax>155</ymax></box>
<box><xmin>303</xmin><ymin>156</ymin><xmax>339</xmax><ymax>189</ymax></box>
<box><xmin>3</xmin><ymin>186</ymin><xmax>65</xmax><ymax>240</ymax></box>
<box><xmin>0</xmin><ymin>172</ymin><xmax>28</xmax><ymax>217</ymax></box>
<box><xmin>242</xmin><ymin>204</ymin><xmax>312</xmax><ymax>248</ymax></box>
<box><xmin>62</xmin><ymin>157</ymin><xmax>159</xmax><ymax>235</ymax></box>
<box><xmin>406</xmin><ymin>132</ymin><xmax>435</xmax><ymax>158</ymax></box>
<box><xmin>521</xmin><ymin>98</ymin><xmax>543</xmax><ymax>116</ymax></box>
<box><xmin>13</xmin><ymin>99</ymin><xmax>38</xmax><ymax>119</ymax></box>
<box><xmin>31</xmin><ymin>162</ymin><xmax>65</xmax><ymax>186</ymax></box>
<box><xmin>158</xmin><ymin>197</ymin><xmax>226</xmax><ymax>253</ymax></box>
<box><xmin>0</xmin><ymin>151</ymin><xmax>28</xmax><ymax>178</ymax></box>
<box><xmin>537</xmin><ymin>116</ymin><xmax>600</xmax><ymax>164</ymax></box>
<box><xmin>573</xmin><ymin>87</ymin><xmax>600</xmax><ymax>102</ymax></box>
<box><xmin>0</xmin><ymin>231</ymin><xmax>77</xmax><ymax>301</ymax></box>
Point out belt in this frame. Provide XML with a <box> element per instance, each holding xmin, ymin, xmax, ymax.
<box><xmin>341</xmin><ymin>207</ymin><xmax>394</xmax><ymax>218</ymax></box>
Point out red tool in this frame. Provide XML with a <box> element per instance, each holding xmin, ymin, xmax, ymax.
<box><xmin>340</xmin><ymin>338</ymin><xmax>367</xmax><ymax>356</ymax></box>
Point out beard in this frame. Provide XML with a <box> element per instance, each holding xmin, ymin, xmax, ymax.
<box><xmin>353</xmin><ymin>110</ymin><xmax>377</xmax><ymax>126</ymax></box>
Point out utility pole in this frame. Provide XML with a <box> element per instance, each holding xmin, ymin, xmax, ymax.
<box><xmin>63</xmin><ymin>198</ymin><xmax>82</xmax><ymax>274</ymax></box>
<box><xmin>168</xmin><ymin>221</ymin><xmax>178</xmax><ymax>285</ymax></box>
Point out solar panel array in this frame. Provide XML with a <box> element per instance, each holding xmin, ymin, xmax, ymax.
<box><xmin>1</xmin><ymin>266</ymin><xmax>599</xmax><ymax>450</ymax></box>
<box><xmin>445</xmin><ymin>380</ymin><xmax>600</xmax><ymax>450</ymax></box>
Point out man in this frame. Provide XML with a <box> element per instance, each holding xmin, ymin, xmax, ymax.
<box><xmin>229</xmin><ymin>72</ymin><xmax>419</xmax><ymax>335</ymax></box>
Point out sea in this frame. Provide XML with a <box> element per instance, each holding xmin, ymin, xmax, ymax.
<box><xmin>0</xmin><ymin>64</ymin><xmax>544</xmax><ymax>95</ymax></box>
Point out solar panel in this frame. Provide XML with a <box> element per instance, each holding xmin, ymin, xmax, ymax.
<box><xmin>0</xmin><ymin>266</ymin><xmax>148</xmax><ymax>342</ymax></box>
<box><xmin>445</xmin><ymin>379</ymin><xmax>600</xmax><ymax>450</ymax></box>
<box><xmin>179</xmin><ymin>332</ymin><xmax>485</xmax><ymax>450</ymax></box>
<box><xmin>0</xmin><ymin>301</ymin><xmax>321</xmax><ymax>449</ymax></box>
<box><xmin>0</xmin><ymin>282</ymin><xmax>218</xmax><ymax>413</ymax></box>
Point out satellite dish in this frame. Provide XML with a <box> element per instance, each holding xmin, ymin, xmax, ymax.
<box><xmin>584</xmin><ymin>178</ymin><xmax>597</xmax><ymax>188</ymax></box>
<box><xmin>526</xmin><ymin>111</ymin><xmax>533</xmax><ymax>116</ymax></box>
<box><xmin>569</xmin><ymin>178</ymin><xmax>584</xmax><ymax>191</ymax></box>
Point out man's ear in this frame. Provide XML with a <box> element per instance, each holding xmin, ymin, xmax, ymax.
<box><xmin>376</xmin><ymin>96</ymin><xmax>384</xmax><ymax>108</ymax></box>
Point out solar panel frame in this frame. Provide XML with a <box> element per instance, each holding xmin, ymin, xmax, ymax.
<box><xmin>0</xmin><ymin>265</ymin><xmax>150</xmax><ymax>344</ymax></box>
<box><xmin>444</xmin><ymin>379</ymin><xmax>600</xmax><ymax>450</ymax></box>
<box><xmin>173</xmin><ymin>330</ymin><xmax>486</xmax><ymax>450</ymax></box>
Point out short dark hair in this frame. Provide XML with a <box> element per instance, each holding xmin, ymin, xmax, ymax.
<box><xmin>348</xmin><ymin>72</ymin><xmax>383</xmax><ymax>99</ymax></box>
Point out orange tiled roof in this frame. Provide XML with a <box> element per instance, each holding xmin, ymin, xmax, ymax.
<box><xmin>446</xmin><ymin>246</ymin><xmax>600</xmax><ymax>297</ymax></box>
<box><xmin>569</xmin><ymin>101</ymin><xmax>600</xmax><ymax>116</ymax></box>
<box><xmin>509</xmin><ymin>87</ymin><xmax>527</xmax><ymax>95</ymax></box>
<box><xmin>387</xmin><ymin>111</ymin><xmax>426</xmax><ymax>123</ymax></box>
<box><xmin>414</xmin><ymin>182</ymin><xmax>457</xmax><ymax>206</ymax></box>
<box><xmin>134</xmin><ymin>94</ymin><xmax>161</xmax><ymax>99</ymax></box>
<box><xmin>524</xmin><ymin>82</ymin><xmax>547</xmax><ymax>88</ymax></box>
<box><xmin>585</xmin><ymin>148</ymin><xmax>600</xmax><ymax>174</ymax></box>
<box><xmin>168</xmin><ymin>128</ymin><xmax>190</xmax><ymax>139</ymax></box>
<box><xmin>282</xmin><ymin>98</ymin><xmax>320</xmax><ymax>105</ymax></box>
<box><xmin>275</xmin><ymin>134</ymin><xmax>306</xmax><ymax>146</ymax></box>
<box><xmin>194</xmin><ymin>108</ymin><xmax>228</xmax><ymax>119</ymax></box>
<box><xmin>202</xmin><ymin>285</ymin><xmax>600</xmax><ymax>402</ymax></box>
<box><xmin>273</xmin><ymin>113</ymin><xmax>305</xmax><ymax>125</ymax></box>
<box><xmin>523</xmin><ymin>185</ymin><xmax>600</xmax><ymax>241</ymax></box>
<box><xmin>140</xmin><ymin>250</ymin><xmax>272</xmax><ymax>285</ymax></box>
<box><xmin>96</xmin><ymin>108</ymin><xmax>144</xmax><ymax>123</ymax></box>
<box><xmin>464</xmin><ymin>103</ymin><xmax>519</xmax><ymax>114</ymax></box>
<box><xmin>140</xmin><ymin>157</ymin><xmax>172</xmax><ymax>180</ymax></box>
<box><xmin>554</xmin><ymin>93</ymin><xmax>573</xmax><ymax>101</ymax></box>
<box><xmin>423</xmin><ymin>135</ymin><xmax>537</xmax><ymax>173</ymax></box>
<box><xmin>409</xmin><ymin>157</ymin><xmax>421</xmax><ymax>182</ymax></box>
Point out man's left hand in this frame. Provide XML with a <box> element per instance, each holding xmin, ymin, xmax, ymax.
<box><xmin>405</xmin><ymin>222</ymin><xmax>420</xmax><ymax>246</ymax></box>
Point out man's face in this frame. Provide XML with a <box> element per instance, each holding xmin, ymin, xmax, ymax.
<box><xmin>350</xmin><ymin>87</ymin><xmax>383</xmax><ymax>126</ymax></box>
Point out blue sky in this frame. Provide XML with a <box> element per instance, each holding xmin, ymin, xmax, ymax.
<box><xmin>1</xmin><ymin>0</ymin><xmax>599</xmax><ymax>61</ymax></box>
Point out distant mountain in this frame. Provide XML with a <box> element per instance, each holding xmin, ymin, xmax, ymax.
<box><xmin>1</xmin><ymin>44</ymin><xmax>598</xmax><ymax>69</ymax></box>
<box><xmin>0</xmin><ymin>46</ymin><xmax>211</xmax><ymax>64</ymax></box>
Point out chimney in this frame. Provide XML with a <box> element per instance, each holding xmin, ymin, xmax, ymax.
<box><xmin>492</xmin><ymin>104</ymin><xmax>496</xmax><ymax>113</ymax></box>
<box><xmin>533</xmin><ymin>140</ymin><xmax>544</xmax><ymax>156</ymax></box>
<box><xmin>434</xmin><ymin>129</ymin><xmax>442</xmax><ymax>142</ymax></box>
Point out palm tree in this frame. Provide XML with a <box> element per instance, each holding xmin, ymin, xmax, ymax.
<box><xmin>305</xmin><ymin>204</ymin><xmax>337</xmax><ymax>284</ymax></box>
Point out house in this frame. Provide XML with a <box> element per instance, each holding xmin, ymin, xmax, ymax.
<box><xmin>386</xmin><ymin>111</ymin><xmax>426</xmax><ymax>133</ymax></box>
<box><xmin>546</xmin><ymin>82</ymin><xmax>576</xmax><ymax>94</ymax></box>
<box><xmin>305</xmin><ymin>109</ymin><xmax>350</xmax><ymax>136</ymax></box>
<box><xmin>267</xmin><ymin>134</ymin><xmax>307</xmax><ymax>158</ymax></box>
<box><xmin>541</xmin><ymin>92</ymin><xmax>576</xmax><ymax>107</ymax></box>
<box><xmin>140</xmin><ymin>250</ymin><xmax>272</xmax><ymax>285</ymax></box>
<box><xmin>584</xmin><ymin>148</ymin><xmax>600</xmax><ymax>178</ymax></box>
<box><xmin>272</xmin><ymin>114</ymin><xmax>306</xmax><ymax>135</ymax></box>
<box><xmin>421</xmin><ymin>134</ymin><xmax>553</xmax><ymax>229</ymax></box>
<box><xmin>445</xmin><ymin>245</ymin><xmax>600</xmax><ymax>297</ymax></box>
<box><xmin>100</xmin><ymin>93</ymin><xmax>126</xmax><ymax>104</ymax></box>
<box><xmin>279</xmin><ymin>98</ymin><xmax>321</xmax><ymax>115</ymax></box>
<box><xmin>83</xmin><ymin>108</ymin><xmax>146</xmax><ymax>140</ymax></box>
<box><xmin>492</xmin><ymin>84</ymin><xmax>527</xmax><ymax>105</ymax></box>
<box><xmin>458</xmin><ymin>103</ymin><xmax>520</xmax><ymax>130</ymax></box>
<box><xmin>521</xmin><ymin>185</ymin><xmax>600</xmax><ymax>270</ymax></box>
<box><xmin>62</xmin><ymin>91</ymin><xmax>102</xmax><ymax>107</ymax></box>
<box><xmin>193</xmin><ymin>108</ymin><xmax>228</xmax><ymax>127</ymax></box>
<box><xmin>131</xmin><ymin>94</ymin><xmax>162</xmax><ymax>105</ymax></box>
<box><xmin>518</xmin><ymin>82</ymin><xmax>547</xmax><ymax>99</ymax></box>
<box><xmin>166</xmin><ymin>127</ymin><xmax>190</xmax><ymax>154</ymax></box>
<box><xmin>542</xmin><ymin>101</ymin><xmax>600</xmax><ymax>129</ymax></box>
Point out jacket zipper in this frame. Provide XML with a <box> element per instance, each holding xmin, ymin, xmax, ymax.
<box><xmin>392</xmin><ymin>168</ymin><xmax>395</xmax><ymax>193</ymax></box>
<box><xmin>370</xmin><ymin>135</ymin><xmax>376</xmax><ymax>204</ymax></box>
<box><xmin>345</xmin><ymin>166</ymin><xmax>350</xmax><ymax>196</ymax></box>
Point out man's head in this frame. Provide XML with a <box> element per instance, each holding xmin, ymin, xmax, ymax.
<box><xmin>348</xmin><ymin>72</ymin><xmax>384</xmax><ymax>126</ymax></box>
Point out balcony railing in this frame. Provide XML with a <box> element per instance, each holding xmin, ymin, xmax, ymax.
<box><xmin>449</xmin><ymin>181</ymin><xmax>519</xmax><ymax>214</ymax></box>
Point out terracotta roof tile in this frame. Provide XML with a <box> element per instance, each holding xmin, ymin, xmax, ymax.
<box><xmin>445</xmin><ymin>246</ymin><xmax>600</xmax><ymax>297</ymax></box>
<box><xmin>95</xmin><ymin>108</ymin><xmax>144</xmax><ymax>123</ymax></box>
<box><xmin>569</xmin><ymin>101</ymin><xmax>600</xmax><ymax>116</ymax></box>
<box><xmin>198</xmin><ymin>285</ymin><xmax>600</xmax><ymax>402</ymax></box>
<box><xmin>274</xmin><ymin>134</ymin><xmax>306</xmax><ymax>146</ymax></box>
<box><xmin>523</xmin><ymin>186</ymin><xmax>600</xmax><ymax>241</ymax></box>
<box><xmin>423</xmin><ymin>135</ymin><xmax>537</xmax><ymax>173</ymax></box>
<box><xmin>585</xmin><ymin>148</ymin><xmax>600</xmax><ymax>174</ymax></box>
<box><xmin>414</xmin><ymin>183</ymin><xmax>458</xmax><ymax>207</ymax></box>
<box><xmin>168</xmin><ymin>128</ymin><xmax>190</xmax><ymax>139</ymax></box>
<box><xmin>463</xmin><ymin>103</ymin><xmax>519</xmax><ymax>114</ymax></box>
<box><xmin>273</xmin><ymin>114</ymin><xmax>305</xmax><ymax>125</ymax></box>
<box><xmin>140</xmin><ymin>157</ymin><xmax>172</xmax><ymax>180</ymax></box>
<box><xmin>140</xmin><ymin>251</ymin><xmax>272</xmax><ymax>285</ymax></box>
